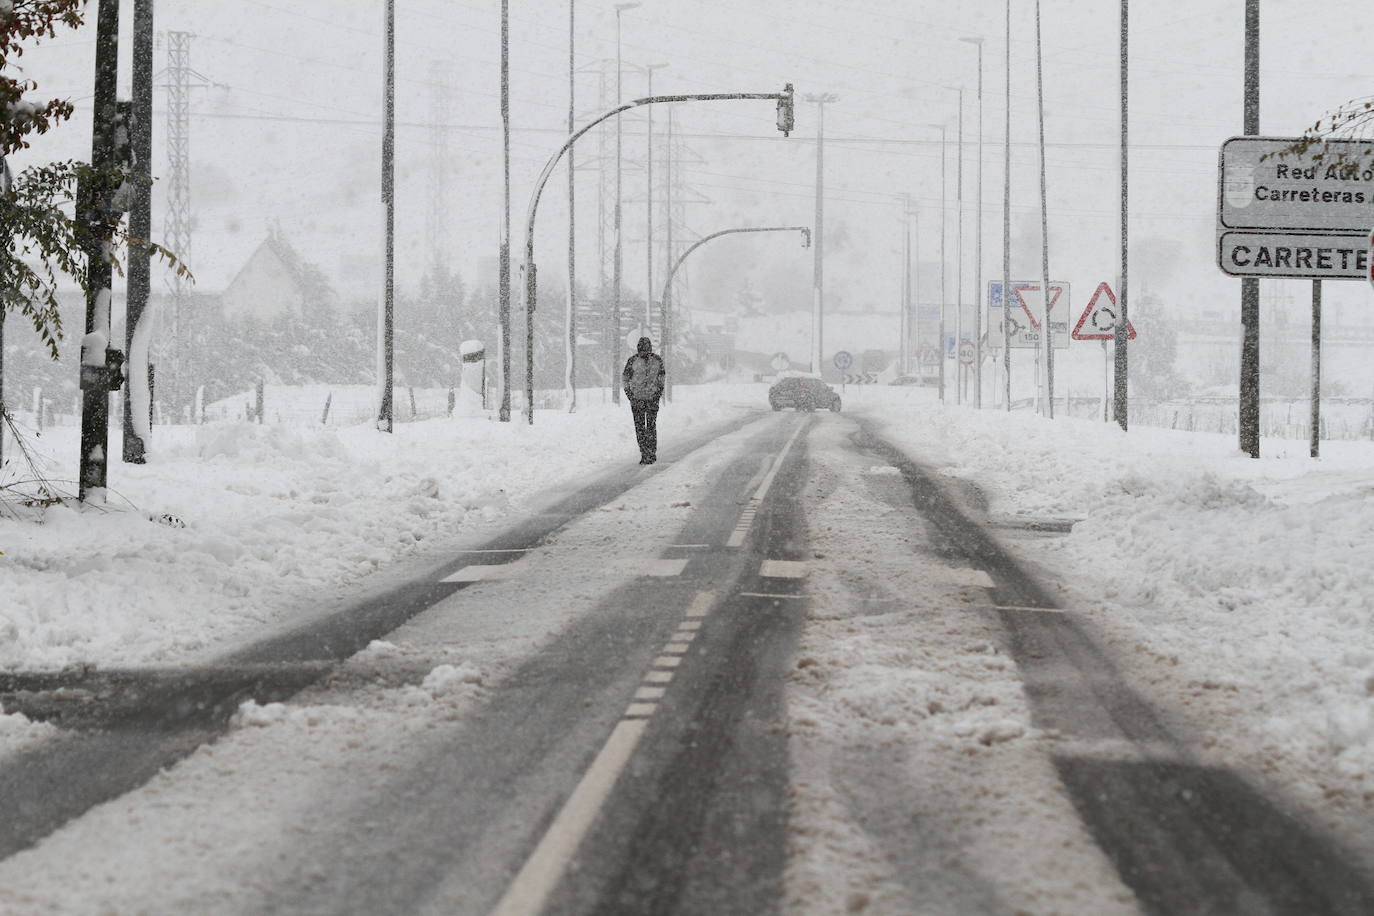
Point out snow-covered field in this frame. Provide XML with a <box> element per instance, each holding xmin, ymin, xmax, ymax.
<box><xmin>2</xmin><ymin>381</ymin><xmax>1372</xmax><ymax>879</ymax></box>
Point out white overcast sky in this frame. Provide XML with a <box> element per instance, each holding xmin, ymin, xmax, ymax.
<box><xmin>10</xmin><ymin>0</ymin><xmax>1374</xmax><ymax>324</ymax></box>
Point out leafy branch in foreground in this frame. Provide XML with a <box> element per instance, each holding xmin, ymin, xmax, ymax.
<box><xmin>1267</xmin><ymin>95</ymin><xmax>1374</xmax><ymax>170</ymax></box>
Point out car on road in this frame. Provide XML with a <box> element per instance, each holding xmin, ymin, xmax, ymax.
<box><xmin>769</xmin><ymin>375</ymin><xmax>841</xmax><ymax>412</ymax></box>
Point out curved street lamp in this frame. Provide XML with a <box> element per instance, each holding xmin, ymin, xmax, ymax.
<box><xmin>519</xmin><ymin>85</ymin><xmax>795</xmax><ymax>423</ymax></box>
<box><xmin>659</xmin><ymin>225</ymin><xmax>811</xmax><ymax>401</ymax></box>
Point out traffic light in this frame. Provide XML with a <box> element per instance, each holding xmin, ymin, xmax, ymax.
<box><xmin>776</xmin><ymin>83</ymin><xmax>794</xmax><ymax>136</ymax></box>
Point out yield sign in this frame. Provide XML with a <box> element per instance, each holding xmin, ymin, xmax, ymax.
<box><xmin>1009</xmin><ymin>283</ymin><xmax>1066</xmax><ymax>329</ymax></box>
<box><xmin>1072</xmin><ymin>282</ymin><xmax>1137</xmax><ymax>341</ymax></box>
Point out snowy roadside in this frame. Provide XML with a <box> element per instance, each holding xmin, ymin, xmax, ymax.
<box><xmin>0</xmin><ymin>390</ymin><xmax>751</xmax><ymax>674</ymax></box>
<box><xmin>856</xmin><ymin>389</ymin><xmax>1374</xmax><ymax>856</ymax></box>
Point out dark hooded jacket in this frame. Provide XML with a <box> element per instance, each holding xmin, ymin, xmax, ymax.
<box><xmin>623</xmin><ymin>338</ymin><xmax>666</xmax><ymax>403</ymax></box>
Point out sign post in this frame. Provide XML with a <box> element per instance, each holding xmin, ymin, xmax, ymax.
<box><xmin>1217</xmin><ymin>136</ymin><xmax>1373</xmax><ymax>457</ymax></box>
<box><xmin>986</xmin><ymin>280</ymin><xmax>1071</xmax><ymax>349</ymax></box>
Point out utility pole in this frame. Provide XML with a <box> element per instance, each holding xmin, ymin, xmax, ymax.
<box><xmin>1035</xmin><ymin>0</ymin><xmax>1053</xmax><ymax>418</ymax></box>
<box><xmin>805</xmin><ymin>92</ymin><xmax>838</xmax><ymax>375</ymax></box>
<box><xmin>612</xmin><ymin>2</ymin><xmax>641</xmax><ymax>404</ymax></box>
<box><xmin>928</xmin><ymin>122</ymin><xmax>947</xmax><ymax>403</ymax></box>
<box><xmin>961</xmin><ymin>36</ymin><xmax>985</xmax><ymax>408</ymax></box>
<box><xmin>956</xmin><ymin>88</ymin><xmax>964</xmax><ymax>404</ymax></box>
<box><xmin>123</xmin><ymin>0</ymin><xmax>153</xmax><ymax>463</ymax></box>
<box><xmin>1115</xmin><ymin>0</ymin><xmax>1130</xmax><ymax>430</ymax></box>
<box><xmin>1238</xmin><ymin>0</ymin><xmax>1260</xmax><ymax>456</ymax></box>
<box><xmin>499</xmin><ymin>0</ymin><xmax>512</xmax><ymax>421</ymax></box>
<box><xmin>377</xmin><ymin>0</ymin><xmax>396</xmax><ymax>433</ymax></box>
<box><xmin>644</xmin><ymin>62</ymin><xmax>667</xmax><ymax>334</ymax></box>
<box><xmin>1002</xmin><ymin>0</ymin><xmax>1013</xmax><ymax>412</ymax></box>
<box><xmin>567</xmin><ymin>0</ymin><xmax>577</xmax><ymax>412</ymax></box>
<box><xmin>663</xmin><ymin>104</ymin><xmax>674</xmax><ymax>399</ymax></box>
<box><xmin>78</xmin><ymin>0</ymin><xmax>122</xmax><ymax>504</ymax></box>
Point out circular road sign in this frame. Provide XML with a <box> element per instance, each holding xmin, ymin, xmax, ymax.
<box><xmin>958</xmin><ymin>341</ymin><xmax>976</xmax><ymax>366</ymax></box>
<box><xmin>833</xmin><ymin>350</ymin><xmax>853</xmax><ymax>370</ymax></box>
<box><xmin>770</xmin><ymin>352</ymin><xmax>790</xmax><ymax>371</ymax></box>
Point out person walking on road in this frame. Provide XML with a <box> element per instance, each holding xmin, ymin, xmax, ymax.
<box><xmin>623</xmin><ymin>336</ymin><xmax>666</xmax><ymax>464</ymax></box>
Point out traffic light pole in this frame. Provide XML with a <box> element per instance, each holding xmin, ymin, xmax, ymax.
<box><xmin>521</xmin><ymin>87</ymin><xmax>795</xmax><ymax>424</ymax></box>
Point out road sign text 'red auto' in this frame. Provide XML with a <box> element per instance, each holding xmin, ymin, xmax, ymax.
<box><xmin>1072</xmin><ymin>282</ymin><xmax>1137</xmax><ymax>341</ymax></box>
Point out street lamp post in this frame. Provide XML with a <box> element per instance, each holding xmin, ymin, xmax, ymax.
<box><xmin>662</xmin><ymin>226</ymin><xmax>810</xmax><ymax>399</ymax></box>
<box><xmin>644</xmin><ymin>62</ymin><xmax>668</xmax><ymax>333</ymax></box>
<box><xmin>522</xmin><ymin>86</ymin><xmax>796</xmax><ymax>423</ymax></box>
<box><xmin>804</xmin><ymin>93</ymin><xmax>838</xmax><ymax>375</ymax></box>
<box><xmin>956</xmin><ymin>87</ymin><xmax>964</xmax><ymax>404</ymax></box>
<box><xmin>1002</xmin><ymin>0</ymin><xmax>1013</xmax><ymax>412</ymax></box>
<box><xmin>960</xmin><ymin>36</ymin><xmax>984</xmax><ymax>408</ymax></box>
<box><xmin>611</xmin><ymin>1</ymin><xmax>641</xmax><ymax>406</ymax></box>
<box><xmin>922</xmin><ymin>122</ymin><xmax>947</xmax><ymax>404</ymax></box>
<box><xmin>567</xmin><ymin>0</ymin><xmax>577</xmax><ymax>412</ymax></box>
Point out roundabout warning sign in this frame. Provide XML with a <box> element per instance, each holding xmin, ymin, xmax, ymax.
<box><xmin>1072</xmin><ymin>282</ymin><xmax>1136</xmax><ymax>341</ymax></box>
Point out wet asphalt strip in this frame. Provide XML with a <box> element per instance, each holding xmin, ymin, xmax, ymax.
<box><xmin>219</xmin><ymin>413</ymin><xmax>807</xmax><ymax>915</ymax></box>
<box><xmin>854</xmin><ymin>418</ymin><xmax>1374</xmax><ymax>915</ymax></box>
<box><xmin>0</xmin><ymin>409</ymin><xmax>770</xmax><ymax>866</ymax></box>
<box><xmin>549</xmin><ymin>421</ymin><xmax>811</xmax><ymax>916</ymax></box>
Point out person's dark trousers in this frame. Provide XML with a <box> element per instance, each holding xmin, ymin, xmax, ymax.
<box><xmin>631</xmin><ymin>398</ymin><xmax>659</xmax><ymax>462</ymax></box>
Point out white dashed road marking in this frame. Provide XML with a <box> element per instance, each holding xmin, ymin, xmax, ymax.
<box><xmin>759</xmin><ymin>559</ymin><xmax>808</xmax><ymax>579</ymax></box>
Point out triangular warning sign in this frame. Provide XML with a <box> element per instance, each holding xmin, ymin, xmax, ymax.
<box><xmin>1009</xmin><ymin>283</ymin><xmax>1066</xmax><ymax>330</ymax></box>
<box><xmin>1072</xmin><ymin>282</ymin><xmax>1137</xmax><ymax>341</ymax></box>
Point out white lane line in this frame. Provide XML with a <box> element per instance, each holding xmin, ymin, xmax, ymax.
<box><xmin>452</xmin><ymin>547</ymin><xmax>530</xmax><ymax>554</ymax></box>
<box><xmin>754</xmin><ymin>422</ymin><xmax>806</xmax><ymax>503</ymax></box>
<box><xmin>664</xmin><ymin>642</ymin><xmax>690</xmax><ymax>654</ymax></box>
<box><xmin>760</xmin><ymin>559</ymin><xmax>808</xmax><ymax>579</ymax></box>
<box><xmin>935</xmin><ymin>567</ymin><xmax>996</xmax><ymax>589</ymax></box>
<box><xmin>994</xmin><ymin>604</ymin><xmax>1064</xmax><ymax>614</ymax></box>
<box><xmin>726</xmin><ymin>422</ymin><xmax>806</xmax><ymax>547</ymax></box>
<box><xmin>685</xmin><ymin>591</ymin><xmax>716</xmax><ymax>618</ymax></box>
<box><xmin>635</xmin><ymin>686</ymin><xmax>666</xmax><ymax>700</ymax></box>
<box><xmin>1050</xmin><ymin>737</ymin><xmax>1182</xmax><ymax>763</ymax></box>
<box><xmin>440</xmin><ymin>562</ymin><xmax>528</xmax><ymax>583</ymax></box>
<box><xmin>612</xmin><ymin>558</ymin><xmax>689</xmax><ymax>577</ymax></box>
<box><xmin>739</xmin><ymin>592</ymin><xmax>806</xmax><ymax>600</ymax></box>
<box><xmin>489</xmin><ymin>719</ymin><xmax>650</xmax><ymax>916</ymax></box>
<box><xmin>669</xmin><ymin>544</ymin><xmax>712</xmax><ymax>549</ymax></box>
<box><xmin>653</xmin><ymin>656</ymin><xmax>682</xmax><ymax>669</ymax></box>
<box><xmin>645</xmin><ymin>670</ymin><xmax>674</xmax><ymax>684</ymax></box>
<box><xmin>678</xmin><ymin>620</ymin><xmax>704</xmax><ymax>631</ymax></box>
<box><xmin>672</xmin><ymin>631</ymin><xmax>698</xmax><ymax>643</ymax></box>
<box><xmin>624</xmin><ymin>703</ymin><xmax>657</xmax><ymax>718</ymax></box>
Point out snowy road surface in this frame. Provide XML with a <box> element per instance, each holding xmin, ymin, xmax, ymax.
<box><xmin>2</xmin><ymin>401</ymin><xmax>1373</xmax><ymax>913</ymax></box>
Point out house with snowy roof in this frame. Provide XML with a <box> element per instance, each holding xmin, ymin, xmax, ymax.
<box><xmin>218</xmin><ymin>229</ymin><xmax>338</xmax><ymax>324</ymax></box>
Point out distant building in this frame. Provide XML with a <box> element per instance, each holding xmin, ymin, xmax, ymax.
<box><xmin>218</xmin><ymin>229</ymin><xmax>338</xmax><ymax>324</ymax></box>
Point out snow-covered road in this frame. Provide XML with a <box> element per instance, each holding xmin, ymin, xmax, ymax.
<box><xmin>1</xmin><ymin>385</ymin><xmax>1372</xmax><ymax>912</ymax></box>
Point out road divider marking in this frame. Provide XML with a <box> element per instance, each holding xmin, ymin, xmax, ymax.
<box><xmin>727</xmin><ymin>422</ymin><xmax>806</xmax><ymax>547</ymax></box>
<box><xmin>489</xmin><ymin>718</ymin><xmax>649</xmax><ymax>916</ymax></box>
<box><xmin>994</xmin><ymin>604</ymin><xmax>1063</xmax><ymax>614</ymax></box>
<box><xmin>645</xmin><ymin>670</ymin><xmax>673</xmax><ymax>684</ymax></box>
<box><xmin>935</xmin><ymin>567</ymin><xmax>997</xmax><ymax>589</ymax></box>
<box><xmin>669</xmin><ymin>543</ymin><xmax>712</xmax><ymax>549</ymax></box>
<box><xmin>635</xmin><ymin>686</ymin><xmax>666</xmax><ymax>700</ymax></box>
<box><xmin>452</xmin><ymin>547</ymin><xmax>530</xmax><ymax>554</ymax></box>
<box><xmin>664</xmin><ymin>642</ymin><xmax>690</xmax><ymax>653</ymax></box>
<box><xmin>678</xmin><ymin>620</ymin><xmax>703</xmax><ymax>631</ymax></box>
<box><xmin>760</xmin><ymin>559</ymin><xmax>808</xmax><ymax>579</ymax></box>
<box><xmin>739</xmin><ymin>592</ymin><xmax>806</xmax><ymax>600</ymax></box>
<box><xmin>624</xmin><ymin>703</ymin><xmax>657</xmax><ymax>718</ymax></box>
<box><xmin>685</xmin><ymin>591</ymin><xmax>716</xmax><ymax>618</ymax></box>
<box><xmin>652</xmin><ymin>656</ymin><xmax>682</xmax><ymax>669</ymax></box>
<box><xmin>614</xmin><ymin>558</ymin><xmax>689</xmax><ymax>577</ymax></box>
<box><xmin>1050</xmin><ymin>737</ymin><xmax>1181</xmax><ymax>763</ymax></box>
<box><xmin>440</xmin><ymin>561</ymin><xmax>530</xmax><ymax>583</ymax></box>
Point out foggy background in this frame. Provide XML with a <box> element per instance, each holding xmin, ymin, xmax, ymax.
<box><xmin>6</xmin><ymin>0</ymin><xmax>1373</xmax><ymax>424</ymax></box>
